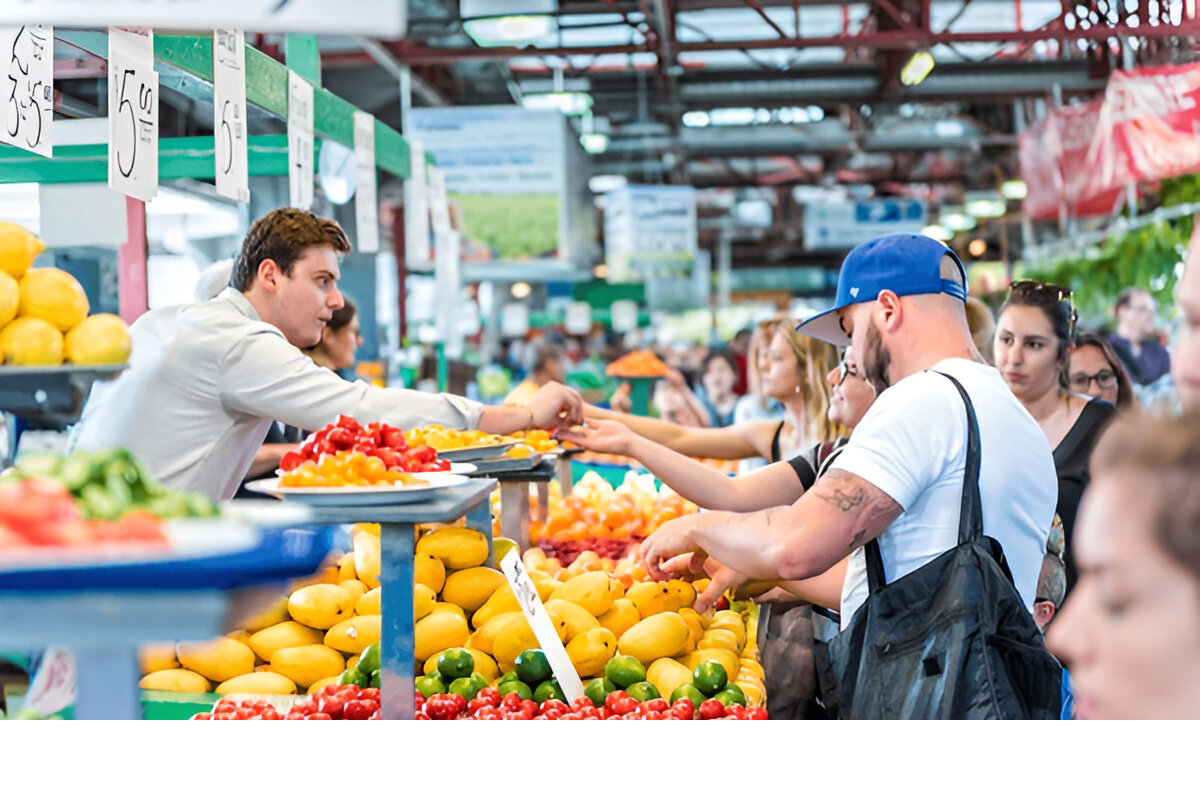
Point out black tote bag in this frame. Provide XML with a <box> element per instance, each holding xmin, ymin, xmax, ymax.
<box><xmin>827</xmin><ymin>373</ymin><xmax>1062</xmax><ymax>719</ymax></box>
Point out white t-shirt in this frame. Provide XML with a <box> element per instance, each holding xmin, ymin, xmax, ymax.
<box><xmin>833</xmin><ymin>358</ymin><xmax>1057</xmax><ymax>628</ymax></box>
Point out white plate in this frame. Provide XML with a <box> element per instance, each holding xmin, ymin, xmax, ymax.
<box><xmin>437</xmin><ymin>442</ymin><xmax>518</xmax><ymax>462</ymax></box>
<box><xmin>244</xmin><ymin>471</ymin><xmax>473</xmax><ymax>506</ymax></box>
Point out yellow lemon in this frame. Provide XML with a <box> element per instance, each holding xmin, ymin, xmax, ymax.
<box><xmin>64</xmin><ymin>313</ymin><xmax>131</xmax><ymax>365</ymax></box>
<box><xmin>18</xmin><ymin>267</ymin><xmax>89</xmax><ymax>332</ymax></box>
<box><xmin>0</xmin><ymin>222</ymin><xmax>44</xmax><ymax>280</ymax></box>
<box><xmin>0</xmin><ymin>316</ymin><xmax>63</xmax><ymax>365</ymax></box>
<box><xmin>0</xmin><ymin>271</ymin><xmax>17</xmax><ymax>327</ymax></box>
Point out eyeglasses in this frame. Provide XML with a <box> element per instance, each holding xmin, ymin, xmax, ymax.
<box><xmin>1009</xmin><ymin>280</ymin><xmax>1079</xmax><ymax>338</ymax></box>
<box><xmin>1070</xmin><ymin>369</ymin><xmax>1119</xmax><ymax>391</ymax></box>
<box><xmin>837</xmin><ymin>358</ymin><xmax>859</xmax><ymax>383</ymax></box>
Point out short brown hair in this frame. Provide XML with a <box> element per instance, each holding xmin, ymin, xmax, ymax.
<box><xmin>1090</xmin><ymin>410</ymin><xmax>1200</xmax><ymax>582</ymax></box>
<box><xmin>232</xmin><ymin>207</ymin><xmax>351</xmax><ymax>291</ymax></box>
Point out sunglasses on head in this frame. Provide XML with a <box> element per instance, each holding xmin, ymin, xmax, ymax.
<box><xmin>1009</xmin><ymin>280</ymin><xmax>1079</xmax><ymax>338</ymax></box>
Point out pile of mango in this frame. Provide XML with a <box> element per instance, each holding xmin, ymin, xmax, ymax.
<box><xmin>139</xmin><ymin>523</ymin><xmax>385</xmax><ymax>696</ymax></box>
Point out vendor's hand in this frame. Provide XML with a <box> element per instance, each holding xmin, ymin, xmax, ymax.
<box><xmin>554</xmin><ymin>418</ymin><xmax>635</xmax><ymax>456</ymax></box>
<box><xmin>640</xmin><ymin>515</ymin><xmax>704</xmax><ymax>582</ymax></box>
<box><xmin>694</xmin><ymin>557</ymin><xmax>755</xmax><ymax>613</ymax></box>
<box><xmin>528</xmin><ymin>381</ymin><xmax>584</xmax><ymax>429</ymax></box>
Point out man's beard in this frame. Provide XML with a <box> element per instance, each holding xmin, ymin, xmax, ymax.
<box><xmin>863</xmin><ymin>322</ymin><xmax>892</xmax><ymax>394</ymax></box>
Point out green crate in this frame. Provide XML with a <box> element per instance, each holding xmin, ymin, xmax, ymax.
<box><xmin>141</xmin><ymin>690</ymin><xmax>222</xmax><ymax>720</ymax></box>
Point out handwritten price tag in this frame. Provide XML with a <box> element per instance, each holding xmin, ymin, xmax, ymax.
<box><xmin>287</xmin><ymin>70</ymin><xmax>314</xmax><ymax>210</ymax></box>
<box><xmin>0</xmin><ymin>24</ymin><xmax>52</xmax><ymax>157</ymax></box>
<box><xmin>499</xmin><ymin>549</ymin><xmax>584</xmax><ymax>703</ymax></box>
<box><xmin>107</xmin><ymin>27</ymin><xmax>158</xmax><ymax>201</ymax></box>
<box><xmin>213</xmin><ymin>28</ymin><xmax>249</xmax><ymax>203</ymax></box>
<box><xmin>353</xmin><ymin>110</ymin><xmax>379</xmax><ymax>252</ymax></box>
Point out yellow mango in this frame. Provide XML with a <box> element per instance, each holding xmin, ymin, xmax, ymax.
<box><xmin>617</xmin><ymin>612</ymin><xmax>689</xmax><ymax>665</ymax></box>
<box><xmin>139</xmin><ymin>643</ymin><xmax>179</xmax><ymax>674</ymax></box>
<box><xmin>544</xmin><ymin>598</ymin><xmax>600</xmax><ymax>642</ymax></box>
<box><xmin>467</xmin><ymin>611</ymin><xmax>524</xmax><ymax>654</ymax></box>
<box><xmin>533</xmin><ymin>577</ymin><xmax>561</xmax><ymax>602</ymax></box>
<box><xmin>356</xmin><ymin>586</ymin><xmax>381</xmax><ymax>616</ymax></box>
<box><xmin>549</xmin><ymin>571</ymin><xmax>616</xmax><ymax>617</ymax></box>
<box><xmin>678</xmin><ymin>607</ymin><xmax>706</xmax><ymax>641</ymax></box>
<box><xmin>710</xmin><ymin>610</ymin><xmax>747</xmax><ymax>634</ymax></box>
<box><xmin>492</xmin><ymin>615</ymin><xmax>540</xmax><ymax>674</ymax></box>
<box><xmin>307</xmin><ymin>676</ymin><xmax>341</xmax><ymax>695</ymax></box>
<box><xmin>596</xmin><ymin>598</ymin><xmax>641</xmax><ymax>640</ymax></box>
<box><xmin>414</xmin><ymin>612</ymin><xmax>469</xmax><ymax>662</ymax></box>
<box><xmin>441</xmin><ymin>566</ymin><xmax>507</xmax><ymax>613</ymax></box>
<box><xmin>324</xmin><ymin>615</ymin><xmax>382</xmax><ymax>654</ymax></box>
<box><xmin>269</xmin><ymin>644</ymin><xmax>345</xmax><ymax>689</ymax></box>
<box><xmin>139</xmin><ymin>669</ymin><xmax>211</xmax><ymax>693</ymax></box>
<box><xmin>354</xmin><ymin>532</ymin><xmax>382</xmax><ymax>589</ymax></box>
<box><xmin>735</xmin><ymin>678</ymin><xmax>766</xmax><ymax>708</ymax></box>
<box><xmin>224</xmin><ymin>629</ymin><xmax>253</xmax><ymax>648</ymax></box>
<box><xmin>667</xmin><ymin>579</ymin><xmax>697</xmax><ymax>609</ymax></box>
<box><xmin>423</xmin><ymin>648</ymin><xmax>499</xmax><ymax>682</ymax></box>
<box><xmin>609</xmin><ymin>578</ymin><xmax>626</xmax><ymax>600</ymax></box>
<box><xmin>522</xmin><ymin>547</ymin><xmax>548</xmax><ymax>571</ymax></box>
<box><xmin>288</xmin><ymin>583</ymin><xmax>356</xmax><ymax>630</ymax></box>
<box><xmin>414</xmin><ymin>553</ymin><xmax>446</xmax><ymax>594</ymax></box>
<box><xmin>471</xmin><ymin>584</ymin><xmax>521</xmax><ymax>629</ymax></box>
<box><xmin>681</xmin><ymin>648</ymin><xmax>740</xmax><ymax>681</ymax></box>
<box><xmin>676</xmin><ymin>623</ymin><xmax>697</xmax><ymax>658</ymax></box>
<box><xmin>247</xmin><ymin>621</ymin><xmax>325</xmax><ymax>662</ymax></box>
<box><xmin>697</xmin><ymin>628</ymin><xmax>741</xmax><ymax>652</ymax></box>
<box><xmin>646</xmin><ymin>657</ymin><xmax>694</xmax><ymax>700</ymax></box>
<box><xmin>415</xmin><ymin>526</ymin><xmax>490</xmax><ymax>570</ymax></box>
<box><xmin>176</xmin><ymin>638</ymin><xmax>256</xmax><ymax>683</ymax></box>
<box><xmin>414</xmin><ymin>584</ymin><xmax>436</xmax><ymax>621</ymax></box>
<box><xmin>565</xmin><ymin>628</ymin><xmax>617</xmax><ymax>678</ymax></box>
<box><xmin>352</xmin><ymin>522</ymin><xmax>380</xmax><ymax>538</ymax></box>
<box><xmin>493</xmin><ymin>537</ymin><xmax>518</xmax><ymax>565</ymax></box>
<box><xmin>348</xmin><ymin>655</ymin><xmax>360</xmax><ymax>670</ymax></box>
<box><xmin>739</xmin><ymin>658</ymin><xmax>765</xmax><ymax>681</ymax></box>
<box><xmin>626</xmin><ymin>581</ymin><xmax>683</xmax><ymax>618</ymax></box>
<box><xmin>215</xmin><ymin>672</ymin><xmax>297</xmax><ymax>696</ymax></box>
<box><xmin>337</xmin><ymin>552</ymin><xmax>357</xmax><ymax>583</ymax></box>
<box><xmin>338</xmin><ymin>579</ymin><xmax>369</xmax><ymax>606</ymax></box>
<box><xmin>432</xmin><ymin>602</ymin><xmax>466</xmax><ymax>620</ymax></box>
<box><xmin>236</xmin><ymin>596</ymin><xmax>290</xmax><ymax>633</ymax></box>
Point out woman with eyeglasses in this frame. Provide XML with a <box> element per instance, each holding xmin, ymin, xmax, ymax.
<box><xmin>995</xmin><ymin>281</ymin><xmax>1117</xmax><ymax>591</ymax></box>
<box><xmin>1069</xmin><ymin>332</ymin><xmax>1137</xmax><ymax>410</ymax></box>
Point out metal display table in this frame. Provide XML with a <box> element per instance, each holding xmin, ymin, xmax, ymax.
<box><xmin>479</xmin><ymin>461</ymin><xmax>554</xmax><ymax>553</ymax></box>
<box><xmin>238</xmin><ymin>477</ymin><xmax>498</xmax><ymax>720</ymax></box>
<box><xmin>0</xmin><ymin>364</ymin><xmax>127</xmax><ymax>467</ymax></box>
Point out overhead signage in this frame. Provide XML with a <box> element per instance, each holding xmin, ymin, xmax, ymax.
<box><xmin>803</xmin><ymin>198</ymin><xmax>927</xmax><ymax>250</ymax></box>
<box><xmin>213</xmin><ymin>29</ymin><xmax>249</xmax><ymax>203</ymax></box>
<box><xmin>287</xmin><ymin>70</ymin><xmax>314</xmax><ymax>210</ymax></box>
<box><xmin>107</xmin><ymin>27</ymin><xmax>158</xmax><ymax>202</ymax></box>
<box><xmin>353</xmin><ymin>110</ymin><xmax>379</xmax><ymax>253</ymax></box>
<box><xmin>0</xmin><ymin>24</ymin><xmax>53</xmax><ymax>157</ymax></box>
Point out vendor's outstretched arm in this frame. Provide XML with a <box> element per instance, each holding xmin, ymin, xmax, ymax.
<box><xmin>478</xmin><ymin>381</ymin><xmax>583</xmax><ymax>434</ymax></box>
<box><xmin>641</xmin><ymin>468</ymin><xmax>902</xmax><ymax>582</ymax></box>
<box><xmin>584</xmin><ymin>402</ymin><xmax>772</xmax><ymax>460</ymax></box>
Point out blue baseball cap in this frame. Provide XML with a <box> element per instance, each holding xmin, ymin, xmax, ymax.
<box><xmin>795</xmin><ymin>233</ymin><xmax>968</xmax><ymax>346</ymax></box>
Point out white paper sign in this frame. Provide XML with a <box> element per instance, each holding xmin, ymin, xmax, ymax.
<box><xmin>611</xmin><ymin>300</ymin><xmax>639</xmax><ymax>333</ymax></box>
<box><xmin>353</xmin><ymin>111</ymin><xmax>379</xmax><ymax>253</ymax></box>
<box><xmin>405</xmin><ymin>140</ymin><xmax>431</xmax><ymax>265</ymax></box>
<box><xmin>428</xmin><ymin>166</ymin><xmax>451</xmax><ymax>234</ymax></box>
<box><xmin>499</xmin><ymin>550</ymin><xmax>584</xmax><ymax>703</ymax></box>
<box><xmin>500</xmin><ymin>303</ymin><xmax>529</xmax><ymax>338</ymax></box>
<box><xmin>0</xmin><ymin>25</ymin><xmax>52</xmax><ymax>157</ymax></box>
<box><xmin>565</xmin><ymin>301</ymin><xmax>593</xmax><ymax>335</ymax></box>
<box><xmin>287</xmin><ymin>71</ymin><xmax>314</xmax><ymax>210</ymax></box>
<box><xmin>212</xmin><ymin>29</ymin><xmax>249</xmax><ymax>203</ymax></box>
<box><xmin>434</xmin><ymin>229</ymin><xmax>461</xmax><ymax>359</ymax></box>
<box><xmin>107</xmin><ymin>28</ymin><xmax>158</xmax><ymax>202</ymax></box>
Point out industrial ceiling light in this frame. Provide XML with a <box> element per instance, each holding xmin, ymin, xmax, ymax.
<box><xmin>580</xmin><ymin>132</ymin><xmax>609</xmax><ymax>153</ymax></box>
<box><xmin>964</xmin><ymin>192</ymin><xmax>1006</xmax><ymax>219</ymax></box>
<box><xmin>940</xmin><ymin>211</ymin><xmax>977</xmax><ymax>232</ymax></box>
<box><xmin>921</xmin><ymin>224</ymin><xmax>952</xmax><ymax>242</ymax></box>
<box><xmin>1001</xmin><ymin>179</ymin><xmax>1028</xmax><ymax>200</ymax></box>
<box><xmin>511</xmin><ymin>281</ymin><xmax>532</xmax><ymax>299</ymax></box>
<box><xmin>461</xmin><ymin>0</ymin><xmax>557</xmax><ymax>48</ymax></box>
<box><xmin>968</xmin><ymin>238</ymin><xmax>988</xmax><ymax>258</ymax></box>
<box><xmin>521</xmin><ymin>91</ymin><xmax>592</xmax><ymax>115</ymax></box>
<box><xmin>900</xmin><ymin>50</ymin><xmax>935</xmax><ymax>86</ymax></box>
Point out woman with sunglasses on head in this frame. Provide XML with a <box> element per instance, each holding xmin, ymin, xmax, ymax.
<box><xmin>995</xmin><ymin>282</ymin><xmax>1117</xmax><ymax>591</ymax></box>
<box><xmin>1069</xmin><ymin>332</ymin><xmax>1137</xmax><ymax>410</ymax></box>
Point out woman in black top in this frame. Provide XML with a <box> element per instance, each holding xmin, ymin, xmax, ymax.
<box><xmin>994</xmin><ymin>281</ymin><xmax>1116</xmax><ymax>591</ymax></box>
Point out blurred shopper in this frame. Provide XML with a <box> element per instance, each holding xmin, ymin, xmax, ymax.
<box><xmin>303</xmin><ymin>297</ymin><xmax>362</xmax><ymax>375</ymax></box>
<box><xmin>504</xmin><ymin>343</ymin><xmax>567</xmax><ymax>407</ymax></box>
<box><xmin>1047</xmin><ymin>411</ymin><xmax>1200</xmax><ymax>719</ymax></box>
<box><xmin>694</xmin><ymin>349</ymin><xmax>740</xmax><ymax>427</ymax></box>
<box><xmin>965</xmin><ymin>297</ymin><xmax>997</xmax><ymax>365</ymax></box>
<box><xmin>995</xmin><ymin>280</ymin><xmax>1116</xmax><ymax>592</ymax></box>
<box><xmin>1107</xmin><ymin>287</ymin><xmax>1171</xmax><ymax>387</ymax></box>
<box><xmin>1069</xmin><ymin>332</ymin><xmax>1136</xmax><ymax>410</ymax></box>
<box><xmin>1174</xmin><ymin>223</ymin><xmax>1200</xmax><ymax>412</ymax></box>
<box><xmin>733</xmin><ymin>318</ymin><xmax>787</xmax><ymax>471</ymax></box>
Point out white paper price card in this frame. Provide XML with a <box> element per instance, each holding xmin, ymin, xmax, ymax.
<box><xmin>428</xmin><ymin>165</ymin><xmax>451</xmax><ymax>233</ymax></box>
<box><xmin>287</xmin><ymin>70</ymin><xmax>314</xmax><ymax>210</ymax></box>
<box><xmin>500</xmin><ymin>302</ymin><xmax>529</xmax><ymax>338</ymax></box>
<box><xmin>565</xmin><ymin>301</ymin><xmax>593</xmax><ymax>335</ymax></box>
<box><xmin>213</xmin><ymin>29</ymin><xmax>249</xmax><ymax>203</ymax></box>
<box><xmin>405</xmin><ymin>140</ymin><xmax>431</xmax><ymax>264</ymax></box>
<box><xmin>108</xmin><ymin>27</ymin><xmax>158</xmax><ymax>201</ymax></box>
<box><xmin>0</xmin><ymin>24</ymin><xmax>53</xmax><ymax>157</ymax></box>
<box><xmin>611</xmin><ymin>299</ymin><xmax>639</xmax><ymax>333</ymax></box>
<box><xmin>500</xmin><ymin>549</ymin><xmax>584</xmax><ymax>703</ymax></box>
<box><xmin>353</xmin><ymin>110</ymin><xmax>379</xmax><ymax>252</ymax></box>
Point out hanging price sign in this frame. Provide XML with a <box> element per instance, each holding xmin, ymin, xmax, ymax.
<box><xmin>0</xmin><ymin>24</ymin><xmax>52</xmax><ymax>156</ymax></box>
<box><xmin>213</xmin><ymin>28</ymin><xmax>249</xmax><ymax>203</ymax></box>
<box><xmin>405</xmin><ymin>140</ymin><xmax>431</xmax><ymax>265</ymax></box>
<box><xmin>353</xmin><ymin>110</ymin><xmax>379</xmax><ymax>253</ymax></box>
<box><xmin>287</xmin><ymin>70</ymin><xmax>314</xmax><ymax>210</ymax></box>
<box><xmin>107</xmin><ymin>27</ymin><xmax>158</xmax><ymax>201</ymax></box>
<box><xmin>428</xmin><ymin>165</ymin><xmax>451</xmax><ymax>234</ymax></box>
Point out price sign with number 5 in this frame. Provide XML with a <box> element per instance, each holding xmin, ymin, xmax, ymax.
<box><xmin>108</xmin><ymin>28</ymin><xmax>158</xmax><ymax>201</ymax></box>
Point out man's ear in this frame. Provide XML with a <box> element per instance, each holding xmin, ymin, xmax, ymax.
<box><xmin>874</xmin><ymin>290</ymin><xmax>904</xmax><ymax>334</ymax></box>
<box><xmin>255</xmin><ymin>259</ymin><xmax>280</xmax><ymax>294</ymax></box>
<box><xmin>1033</xmin><ymin>600</ymin><xmax>1056</xmax><ymax>631</ymax></box>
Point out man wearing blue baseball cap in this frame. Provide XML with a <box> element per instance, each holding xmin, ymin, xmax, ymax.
<box><xmin>640</xmin><ymin>233</ymin><xmax>1058</xmax><ymax>717</ymax></box>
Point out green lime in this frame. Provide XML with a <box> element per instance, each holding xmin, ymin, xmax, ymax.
<box><xmin>670</xmin><ymin>683</ymin><xmax>707</xmax><ymax>707</ymax></box>
<box><xmin>692</xmin><ymin>661</ymin><xmax>728</xmax><ymax>696</ymax></box>
<box><xmin>448</xmin><ymin>676</ymin><xmax>481</xmax><ymax>700</ymax></box>
<box><xmin>584</xmin><ymin>677</ymin><xmax>616</xmax><ymax>707</ymax></box>
<box><xmin>499</xmin><ymin>671</ymin><xmax>519</xmax><ymax>685</ymax></box>
<box><xmin>626</xmin><ymin>681</ymin><xmax>660</xmax><ymax>702</ymax></box>
<box><xmin>604</xmin><ymin>655</ymin><xmax>646</xmax><ymax>689</ymax></box>
<box><xmin>338</xmin><ymin>666</ymin><xmax>363</xmax><ymax>686</ymax></box>
<box><xmin>358</xmin><ymin>643</ymin><xmax>381</xmax><ymax>674</ymax></box>
<box><xmin>437</xmin><ymin>647</ymin><xmax>475</xmax><ymax>680</ymax></box>
<box><xmin>497</xmin><ymin>679</ymin><xmax>533</xmax><ymax>701</ymax></box>
<box><xmin>469</xmin><ymin>672</ymin><xmax>489</xmax><ymax>692</ymax></box>
<box><xmin>514</xmin><ymin>650</ymin><xmax>552</xmax><ymax>685</ymax></box>
<box><xmin>369</xmin><ymin>670</ymin><xmax>380</xmax><ymax>689</ymax></box>
<box><xmin>533</xmin><ymin>678</ymin><xmax>566</xmax><ymax>704</ymax></box>
<box><xmin>713</xmin><ymin>685</ymin><xmax>746</xmax><ymax>707</ymax></box>
<box><xmin>415</xmin><ymin>674</ymin><xmax>446</xmax><ymax>698</ymax></box>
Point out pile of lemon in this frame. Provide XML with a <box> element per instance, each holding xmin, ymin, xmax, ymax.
<box><xmin>0</xmin><ymin>222</ymin><xmax>131</xmax><ymax>367</ymax></box>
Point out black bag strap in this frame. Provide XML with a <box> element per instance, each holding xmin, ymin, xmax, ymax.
<box><xmin>863</xmin><ymin>370</ymin><xmax>983</xmax><ymax>594</ymax></box>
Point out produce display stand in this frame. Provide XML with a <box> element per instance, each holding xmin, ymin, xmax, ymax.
<box><xmin>0</xmin><ymin>365</ymin><xmax>127</xmax><ymax>467</ymax></box>
<box><xmin>625</xmin><ymin>377</ymin><xmax>656</xmax><ymax>417</ymax></box>
<box><xmin>238</xmin><ymin>477</ymin><xmax>498</xmax><ymax>720</ymax></box>
<box><xmin>0</xmin><ymin>523</ymin><xmax>338</xmax><ymax>720</ymax></box>
<box><xmin>470</xmin><ymin>458</ymin><xmax>554</xmax><ymax>553</ymax></box>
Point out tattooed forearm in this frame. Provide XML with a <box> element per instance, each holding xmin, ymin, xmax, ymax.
<box><xmin>817</xmin><ymin>486</ymin><xmax>865</xmax><ymax>511</ymax></box>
